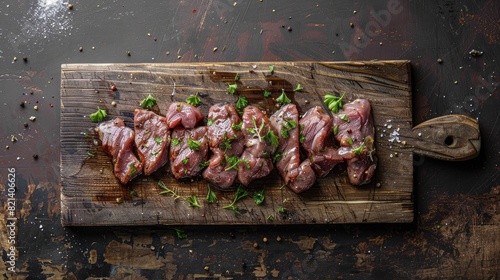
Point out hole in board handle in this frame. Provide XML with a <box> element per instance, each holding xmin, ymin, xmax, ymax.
<box><xmin>444</xmin><ymin>135</ymin><xmax>457</xmax><ymax>147</ymax></box>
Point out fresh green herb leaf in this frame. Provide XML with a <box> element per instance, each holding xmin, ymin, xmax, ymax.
<box><xmin>247</xmin><ymin>117</ymin><xmax>265</xmax><ymax>142</ymax></box>
<box><xmin>199</xmin><ymin>160</ymin><xmax>210</xmax><ymax>169</ymax></box>
<box><xmin>140</xmin><ymin>94</ymin><xmax>157</xmax><ymax>109</ymax></box>
<box><xmin>185</xmin><ymin>195</ymin><xmax>201</xmax><ymax>208</ymax></box>
<box><xmin>262</xmin><ymin>152</ymin><xmax>269</xmax><ymax>158</ymax></box>
<box><xmin>151</xmin><ymin>150</ymin><xmax>159</xmax><ymax>156</ymax></box>
<box><xmin>280</xmin><ymin>185</ymin><xmax>286</xmax><ymax>190</ymax></box>
<box><xmin>277</xmin><ymin>206</ymin><xmax>285</xmax><ymax>213</ymax></box>
<box><xmin>220</xmin><ymin>136</ymin><xmax>233</xmax><ymax>150</ymax></box>
<box><xmin>182</xmin><ymin>158</ymin><xmax>189</xmax><ymax>165</ymax></box>
<box><xmin>273</xmin><ymin>152</ymin><xmax>282</xmax><ymax>163</ymax></box>
<box><xmin>338</xmin><ymin>114</ymin><xmax>349</xmax><ymax>122</ymax></box>
<box><xmin>276</xmin><ymin>89</ymin><xmax>291</xmax><ymax>105</ymax></box>
<box><xmin>206</xmin><ymin>186</ymin><xmax>217</xmax><ymax>204</ymax></box>
<box><xmin>174</xmin><ymin>228</ymin><xmax>187</xmax><ymax>239</ymax></box>
<box><xmin>235</xmin><ymin>73</ymin><xmax>240</xmax><ymax>81</ymax></box>
<box><xmin>83</xmin><ymin>132</ymin><xmax>88</xmax><ymax>137</ymax></box>
<box><xmin>294</xmin><ymin>83</ymin><xmax>303</xmax><ymax>91</ymax></box>
<box><xmin>269</xmin><ymin>65</ymin><xmax>275</xmax><ymax>74</ymax></box>
<box><xmin>242</xmin><ymin>158</ymin><xmax>251</xmax><ymax>169</ymax></box>
<box><xmin>333</xmin><ymin>125</ymin><xmax>339</xmax><ymax>136</ymax></box>
<box><xmin>187</xmin><ymin>138</ymin><xmax>201</xmax><ymax>150</ymax></box>
<box><xmin>265</xmin><ymin>130</ymin><xmax>279</xmax><ymax>147</ymax></box>
<box><xmin>267</xmin><ymin>215</ymin><xmax>275</xmax><ymax>221</ymax></box>
<box><xmin>171</xmin><ymin>138</ymin><xmax>180</xmax><ymax>146</ymax></box>
<box><xmin>154</xmin><ymin>137</ymin><xmax>163</xmax><ymax>144</ymax></box>
<box><xmin>323</xmin><ymin>92</ymin><xmax>345</xmax><ymax>114</ymax></box>
<box><xmin>207</xmin><ymin>118</ymin><xmax>215</xmax><ymax>126</ymax></box>
<box><xmin>346</xmin><ymin>137</ymin><xmax>353</xmax><ymax>145</ymax></box>
<box><xmin>299</xmin><ymin>134</ymin><xmax>305</xmax><ymax>143</ymax></box>
<box><xmin>280</xmin><ymin>129</ymin><xmax>289</xmax><ymax>139</ymax></box>
<box><xmin>158</xmin><ymin>181</ymin><xmax>181</xmax><ymax>199</ymax></box>
<box><xmin>129</xmin><ymin>163</ymin><xmax>137</xmax><ymax>176</ymax></box>
<box><xmin>283</xmin><ymin>119</ymin><xmax>297</xmax><ymax>130</ymax></box>
<box><xmin>224</xmin><ymin>155</ymin><xmax>241</xmax><ymax>171</ymax></box>
<box><xmin>351</xmin><ymin>143</ymin><xmax>365</xmax><ymax>155</ymax></box>
<box><xmin>232</xmin><ymin>121</ymin><xmax>243</xmax><ymax>131</ymax></box>
<box><xmin>235</xmin><ymin>96</ymin><xmax>248</xmax><ymax>110</ymax></box>
<box><xmin>223</xmin><ymin>185</ymin><xmax>249</xmax><ymax>214</ymax></box>
<box><xmin>186</xmin><ymin>92</ymin><xmax>201</xmax><ymax>107</ymax></box>
<box><xmin>227</xmin><ymin>83</ymin><xmax>237</xmax><ymax>94</ymax></box>
<box><xmin>89</xmin><ymin>107</ymin><xmax>107</xmax><ymax>122</ymax></box>
<box><xmin>130</xmin><ymin>190</ymin><xmax>138</xmax><ymax>197</ymax></box>
<box><xmin>87</xmin><ymin>151</ymin><xmax>95</xmax><ymax>157</ymax></box>
<box><xmin>253</xmin><ymin>189</ymin><xmax>265</xmax><ymax>205</ymax></box>
<box><xmin>264</xmin><ymin>90</ymin><xmax>272</xmax><ymax>97</ymax></box>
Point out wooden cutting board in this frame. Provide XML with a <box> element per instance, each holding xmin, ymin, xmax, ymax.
<box><xmin>60</xmin><ymin>61</ymin><xmax>480</xmax><ymax>226</ymax></box>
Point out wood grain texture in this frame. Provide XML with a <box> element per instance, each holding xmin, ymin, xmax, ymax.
<box><xmin>60</xmin><ymin>61</ymin><xmax>414</xmax><ymax>226</ymax></box>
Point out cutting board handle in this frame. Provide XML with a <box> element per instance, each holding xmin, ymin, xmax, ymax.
<box><xmin>408</xmin><ymin>114</ymin><xmax>480</xmax><ymax>161</ymax></box>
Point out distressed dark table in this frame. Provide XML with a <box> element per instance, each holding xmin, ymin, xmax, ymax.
<box><xmin>0</xmin><ymin>0</ymin><xmax>498</xmax><ymax>279</ymax></box>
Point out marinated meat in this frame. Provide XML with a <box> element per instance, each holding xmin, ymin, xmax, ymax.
<box><xmin>300</xmin><ymin>106</ymin><xmax>344</xmax><ymax>177</ymax></box>
<box><xmin>134</xmin><ymin>109</ymin><xmax>170</xmax><ymax>175</ymax></box>
<box><xmin>238</xmin><ymin>106</ymin><xmax>278</xmax><ymax>186</ymax></box>
<box><xmin>332</xmin><ymin>99</ymin><xmax>377</xmax><ymax>185</ymax></box>
<box><xmin>202</xmin><ymin>103</ymin><xmax>245</xmax><ymax>190</ymax></box>
<box><xmin>96</xmin><ymin>118</ymin><xmax>142</xmax><ymax>184</ymax></box>
<box><xmin>270</xmin><ymin>104</ymin><xmax>316</xmax><ymax>193</ymax></box>
<box><xmin>169</xmin><ymin>126</ymin><xmax>209</xmax><ymax>179</ymax></box>
<box><xmin>165</xmin><ymin>102</ymin><xmax>204</xmax><ymax>129</ymax></box>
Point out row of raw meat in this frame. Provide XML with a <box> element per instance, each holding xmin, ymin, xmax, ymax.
<box><xmin>95</xmin><ymin>99</ymin><xmax>377</xmax><ymax>193</ymax></box>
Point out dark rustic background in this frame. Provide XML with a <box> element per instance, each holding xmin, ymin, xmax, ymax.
<box><xmin>0</xmin><ymin>0</ymin><xmax>498</xmax><ymax>278</ymax></box>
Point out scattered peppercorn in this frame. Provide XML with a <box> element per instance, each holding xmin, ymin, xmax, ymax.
<box><xmin>111</xmin><ymin>85</ymin><xmax>117</xmax><ymax>91</ymax></box>
<box><xmin>276</xmin><ymin>236</ymin><xmax>282</xmax><ymax>242</ymax></box>
<box><xmin>287</xmin><ymin>26</ymin><xmax>292</xmax><ymax>31</ymax></box>
<box><xmin>24</xmin><ymin>122</ymin><xmax>28</xmax><ymax>128</ymax></box>
<box><xmin>350</xmin><ymin>22</ymin><xmax>354</xmax><ymax>27</ymax></box>
<box><xmin>68</xmin><ymin>3</ymin><xmax>73</xmax><ymax>9</ymax></box>
<box><xmin>127</xmin><ymin>51</ymin><xmax>131</xmax><ymax>56</ymax></box>
<box><xmin>111</xmin><ymin>101</ymin><xmax>117</xmax><ymax>107</ymax></box>
<box><xmin>34</xmin><ymin>105</ymin><xmax>38</xmax><ymax>110</ymax></box>
<box><xmin>33</xmin><ymin>154</ymin><xmax>38</xmax><ymax>159</ymax></box>
<box><xmin>263</xmin><ymin>237</ymin><xmax>268</xmax><ymax>243</ymax></box>
<box><xmin>23</xmin><ymin>57</ymin><xmax>28</xmax><ymax>62</ymax></box>
<box><xmin>79</xmin><ymin>47</ymin><xmax>83</xmax><ymax>52</ymax></box>
<box><xmin>20</xmin><ymin>102</ymin><xmax>25</xmax><ymax>108</ymax></box>
<box><xmin>437</xmin><ymin>58</ymin><xmax>443</xmax><ymax>63</ymax></box>
<box><xmin>253</xmin><ymin>242</ymin><xmax>259</xmax><ymax>248</ymax></box>
<box><xmin>204</xmin><ymin>266</ymin><xmax>209</xmax><ymax>271</ymax></box>
<box><xmin>116</xmin><ymin>197</ymin><xmax>124</xmax><ymax>204</ymax></box>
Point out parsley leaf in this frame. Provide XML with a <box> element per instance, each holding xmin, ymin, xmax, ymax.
<box><xmin>174</xmin><ymin>228</ymin><xmax>187</xmax><ymax>239</ymax></box>
<box><xmin>346</xmin><ymin>137</ymin><xmax>353</xmax><ymax>145</ymax></box>
<box><xmin>186</xmin><ymin>92</ymin><xmax>201</xmax><ymax>107</ymax></box>
<box><xmin>232</xmin><ymin>121</ymin><xmax>243</xmax><ymax>131</ymax></box>
<box><xmin>276</xmin><ymin>89</ymin><xmax>291</xmax><ymax>105</ymax></box>
<box><xmin>323</xmin><ymin>92</ymin><xmax>345</xmax><ymax>114</ymax></box>
<box><xmin>140</xmin><ymin>94</ymin><xmax>157</xmax><ymax>109</ymax></box>
<box><xmin>158</xmin><ymin>181</ymin><xmax>180</xmax><ymax>199</ymax></box>
<box><xmin>185</xmin><ymin>195</ymin><xmax>201</xmax><ymax>208</ymax></box>
<box><xmin>294</xmin><ymin>83</ymin><xmax>303</xmax><ymax>91</ymax></box>
<box><xmin>235</xmin><ymin>96</ymin><xmax>248</xmax><ymax>110</ymax></box>
<box><xmin>182</xmin><ymin>158</ymin><xmax>189</xmax><ymax>165</ymax></box>
<box><xmin>283</xmin><ymin>119</ymin><xmax>297</xmax><ymax>130</ymax></box>
<box><xmin>273</xmin><ymin>152</ymin><xmax>282</xmax><ymax>163</ymax></box>
<box><xmin>338</xmin><ymin>114</ymin><xmax>349</xmax><ymax>122</ymax></box>
<box><xmin>333</xmin><ymin>125</ymin><xmax>339</xmax><ymax>136</ymax></box>
<box><xmin>223</xmin><ymin>185</ymin><xmax>249</xmax><ymax>215</ymax></box>
<box><xmin>89</xmin><ymin>107</ymin><xmax>107</xmax><ymax>122</ymax></box>
<box><xmin>351</xmin><ymin>143</ymin><xmax>365</xmax><ymax>155</ymax></box>
<box><xmin>154</xmin><ymin>137</ymin><xmax>163</xmax><ymax>144</ymax></box>
<box><xmin>129</xmin><ymin>163</ymin><xmax>137</xmax><ymax>176</ymax></box>
<box><xmin>227</xmin><ymin>83</ymin><xmax>237</xmax><ymax>94</ymax></box>
<box><xmin>171</xmin><ymin>138</ymin><xmax>180</xmax><ymax>146</ymax></box>
<box><xmin>253</xmin><ymin>189</ymin><xmax>265</xmax><ymax>205</ymax></box>
<box><xmin>187</xmin><ymin>138</ymin><xmax>201</xmax><ymax>150</ymax></box>
<box><xmin>265</xmin><ymin>130</ymin><xmax>279</xmax><ymax>147</ymax></box>
<box><xmin>269</xmin><ymin>65</ymin><xmax>275</xmax><ymax>74</ymax></box>
<box><xmin>207</xmin><ymin>118</ymin><xmax>215</xmax><ymax>126</ymax></box>
<box><xmin>224</xmin><ymin>155</ymin><xmax>241</xmax><ymax>171</ymax></box>
<box><xmin>206</xmin><ymin>187</ymin><xmax>217</xmax><ymax>204</ymax></box>
<box><xmin>199</xmin><ymin>160</ymin><xmax>210</xmax><ymax>169</ymax></box>
<box><xmin>264</xmin><ymin>90</ymin><xmax>272</xmax><ymax>97</ymax></box>
<box><xmin>235</xmin><ymin>73</ymin><xmax>240</xmax><ymax>81</ymax></box>
<box><xmin>280</xmin><ymin>129</ymin><xmax>289</xmax><ymax>139</ymax></box>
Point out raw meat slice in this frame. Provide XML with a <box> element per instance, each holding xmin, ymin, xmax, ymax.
<box><xmin>169</xmin><ymin>126</ymin><xmax>209</xmax><ymax>179</ymax></box>
<box><xmin>270</xmin><ymin>104</ymin><xmax>316</xmax><ymax>193</ymax></box>
<box><xmin>300</xmin><ymin>106</ymin><xmax>343</xmax><ymax>177</ymax></box>
<box><xmin>165</xmin><ymin>102</ymin><xmax>204</xmax><ymax>129</ymax></box>
<box><xmin>96</xmin><ymin>118</ymin><xmax>142</xmax><ymax>184</ymax></box>
<box><xmin>134</xmin><ymin>109</ymin><xmax>170</xmax><ymax>175</ymax></box>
